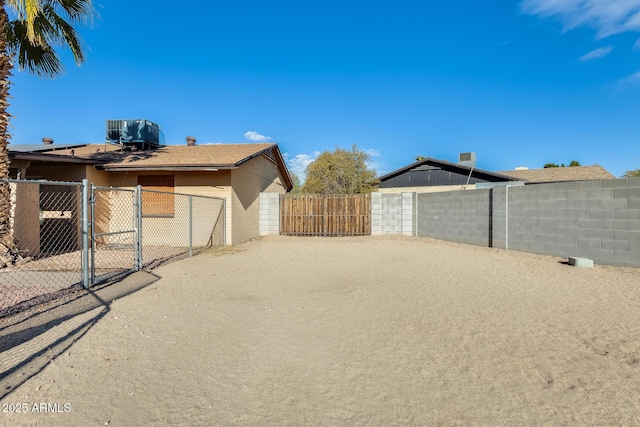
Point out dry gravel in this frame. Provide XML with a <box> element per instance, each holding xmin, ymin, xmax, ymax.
<box><xmin>1</xmin><ymin>235</ymin><xmax>640</xmax><ymax>425</ymax></box>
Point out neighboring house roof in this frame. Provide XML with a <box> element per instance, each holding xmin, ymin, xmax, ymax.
<box><xmin>498</xmin><ymin>165</ymin><xmax>615</xmax><ymax>183</ymax></box>
<box><xmin>378</xmin><ymin>157</ymin><xmax>519</xmax><ymax>184</ymax></box>
<box><xmin>9</xmin><ymin>142</ymin><xmax>293</xmax><ymax>190</ymax></box>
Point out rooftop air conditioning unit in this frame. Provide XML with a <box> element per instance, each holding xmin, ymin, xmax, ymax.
<box><xmin>458</xmin><ymin>152</ymin><xmax>476</xmax><ymax>168</ymax></box>
<box><xmin>106</xmin><ymin>119</ymin><xmax>164</xmax><ymax>149</ymax></box>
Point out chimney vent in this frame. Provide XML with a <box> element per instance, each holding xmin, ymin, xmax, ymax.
<box><xmin>186</xmin><ymin>136</ymin><xmax>196</xmax><ymax>146</ymax></box>
<box><xmin>42</xmin><ymin>137</ymin><xmax>53</xmax><ymax>145</ymax></box>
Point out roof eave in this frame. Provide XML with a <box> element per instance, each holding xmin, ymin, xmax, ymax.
<box><xmin>96</xmin><ymin>165</ymin><xmax>232</xmax><ymax>172</ymax></box>
<box><xmin>10</xmin><ymin>152</ymin><xmax>97</xmax><ymax>165</ymax></box>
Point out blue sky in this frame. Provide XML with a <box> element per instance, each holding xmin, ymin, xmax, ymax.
<box><xmin>9</xmin><ymin>0</ymin><xmax>640</xmax><ymax>179</ymax></box>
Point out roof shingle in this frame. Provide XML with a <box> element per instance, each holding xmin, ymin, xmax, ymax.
<box><xmin>37</xmin><ymin>143</ymin><xmax>276</xmax><ymax>168</ymax></box>
<box><xmin>498</xmin><ymin>165</ymin><xmax>615</xmax><ymax>182</ymax></box>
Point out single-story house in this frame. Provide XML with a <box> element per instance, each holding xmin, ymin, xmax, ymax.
<box><xmin>378</xmin><ymin>157</ymin><xmax>616</xmax><ymax>193</ymax></box>
<box><xmin>377</xmin><ymin>157</ymin><xmax>520</xmax><ymax>193</ymax></box>
<box><xmin>8</xmin><ymin>139</ymin><xmax>293</xmax><ymax>245</ymax></box>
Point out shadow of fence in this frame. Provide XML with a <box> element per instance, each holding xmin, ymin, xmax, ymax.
<box><xmin>0</xmin><ymin>271</ymin><xmax>160</xmax><ymax>400</ymax></box>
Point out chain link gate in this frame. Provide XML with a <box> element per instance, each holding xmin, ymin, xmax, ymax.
<box><xmin>1</xmin><ymin>179</ymin><xmax>226</xmax><ymax>316</ymax></box>
<box><xmin>90</xmin><ymin>186</ymin><xmax>140</xmax><ymax>285</ymax></box>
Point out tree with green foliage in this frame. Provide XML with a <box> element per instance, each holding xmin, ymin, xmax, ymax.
<box><xmin>622</xmin><ymin>169</ymin><xmax>640</xmax><ymax>178</ymax></box>
<box><xmin>289</xmin><ymin>172</ymin><xmax>303</xmax><ymax>193</ymax></box>
<box><xmin>0</xmin><ymin>0</ymin><xmax>94</xmax><ymax>252</ymax></box>
<box><xmin>544</xmin><ymin>160</ymin><xmax>581</xmax><ymax>168</ymax></box>
<box><xmin>302</xmin><ymin>145</ymin><xmax>379</xmax><ymax>194</ymax></box>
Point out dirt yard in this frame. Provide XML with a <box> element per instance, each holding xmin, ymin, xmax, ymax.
<box><xmin>1</xmin><ymin>235</ymin><xmax>640</xmax><ymax>425</ymax></box>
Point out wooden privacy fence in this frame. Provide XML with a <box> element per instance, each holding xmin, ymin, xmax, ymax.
<box><xmin>280</xmin><ymin>194</ymin><xmax>371</xmax><ymax>236</ymax></box>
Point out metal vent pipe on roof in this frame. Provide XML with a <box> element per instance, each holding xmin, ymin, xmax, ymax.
<box><xmin>186</xmin><ymin>136</ymin><xmax>196</xmax><ymax>146</ymax></box>
<box><xmin>42</xmin><ymin>137</ymin><xmax>53</xmax><ymax>145</ymax></box>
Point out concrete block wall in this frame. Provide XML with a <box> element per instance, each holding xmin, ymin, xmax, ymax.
<box><xmin>371</xmin><ymin>193</ymin><xmax>415</xmax><ymax>235</ymax></box>
<box><xmin>259</xmin><ymin>193</ymin><xmax>280</xmax><ymax>235</ymax></box>
<box><xmin>493</xmin><ymin>178</ymin><xmax>640</xmax><ymax>267</ymax></box>
<box><xmin>416</xmin><ymin>188</ymin><xmax>492</xmax><ymax>246</ymax></box>
<box><xmin>371</xmin><ymin>193</ymin><xmax>400</xmax><ymax>235</ymax></box>
<box><xmin>401</xmin><ymin>192</ymin><xmax>415</xmax><ymax>236</ymax></box>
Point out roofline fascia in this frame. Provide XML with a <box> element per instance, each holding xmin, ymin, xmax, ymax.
<box><xmin>96</xmin><ymin>165</ymin><xmax>230</xmax><ymax>172</ymax></box>
<box><xmin>10</xmin><ymin>152</ymin><xmax>97</xmax><ymax>165</ymax></box>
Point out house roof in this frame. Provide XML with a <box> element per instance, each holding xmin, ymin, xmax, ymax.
<box><xmin>497</xmin><ymin>165</ymin><xmax>615</xmax><ymax>183</ymax></box>
<box><xmin>9</xmin><ymin>142</ymin><xmax>293</xmax><ymax>190</ymax></box>
<box><xmin>378</xmin><ymin>157</ymin><xmax>519</xmax><ymax>183</ymax></box>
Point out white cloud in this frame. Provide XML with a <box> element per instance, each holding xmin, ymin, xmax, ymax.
<box><xmin>617</xmin><ymin>70</ymin><xmax>640</xmax><ymax>87</ymax></box>
<box><xmin>244</xmin><ymin>131</ymin><xmax>273</xmax><ymax>142</ymax></box>
<box><xmin>363</xmin><ymin>148</ymin><xmax>386</xmax><ymax>175</ymax></box>
<box><xmin>283</xmin><ymin>148</ymin><xmax>386</xmax><ymax>180</ymax></box>
<box><xmin>521</xmin><ymin>0</ymin><xmax>640</xmax><ymax>38</ymax></box>
<box><xmin>282</xmin><ymin>152</ymin><xmax>316</xmax><ymax>179</ymax></box>
<box><xmin>579</xmin><ymin>46</ymin><xmax>614</xmax><ymax>61</ymax></box>
<box><xmin>364</xmin><ymin>148</ymin><xmax>381</xmax><ymax>158</ymax></box>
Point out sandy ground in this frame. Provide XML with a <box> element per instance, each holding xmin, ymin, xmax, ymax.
<box><xmin>0</xmin><ymin>246</ymin><xmax>191</xmax><ymax>312</ymax></box>
<box><xmin>1</xmin><ymin>235</ymin><xmax>640</xmax><ymax>425</ymax></box>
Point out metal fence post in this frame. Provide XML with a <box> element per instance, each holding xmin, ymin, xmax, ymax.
<box><xmin>189</xmin><ymin>195</ymin><xmax>193</xmax><ymax>257</ymax></box>
<box><xmin>223</xmin><ymin>198</ymin><xmax>227</xmax><ymax>246</ymax></box>
<box><xmin>90</xmin><ymin>184</ymin><xmax>96</xmax><ymax>285</ymax></box>
<box><xmin>136</xmin><ymin>185</ymin><xmax>143</xmax><ymax>270</ymax></box>
<box><xmin>81</xmin><ymin>179</ymin><xmax>90</xmax><ymax>289</ymax></box>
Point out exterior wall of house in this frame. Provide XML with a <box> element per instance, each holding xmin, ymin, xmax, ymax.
<box><xmin>377</xmin><ymin>184</ymin><xmax>477</xmax><ymax>194</ymax></box>
<box><xmin>102</xmin><ymin>171</ymin><xmax>231</xmax><ymax>247</ymax></box>
<box><xmin>379</xmin><ymin>168</ymin><xmax>490</xmax><ymax>188</ymax></box>
<box><xmin>10</xmin><ymin>182</ymin><xmax>40</xmax><ymax>256</ymax></box>
<box><xmin>22</xmin><ymin>164</ymin><xmax>88</xmax><ymax>182</ymax></box>
<box><xmin>86</xmin><ymin>167</ymin><xmax>111</xmax><ymax>187</ymax></box>
<box><xmin>230</xmin><ymin>155</ymin><xmax>288</xmax><ymax>244</ymax></box>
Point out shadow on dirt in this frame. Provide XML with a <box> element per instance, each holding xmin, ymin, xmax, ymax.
<box><xmin>0</xmin><ymin>271</ymin><xmax>160</xmax><ymax>400</ymax></box>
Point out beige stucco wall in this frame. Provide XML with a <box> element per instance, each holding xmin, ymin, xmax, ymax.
<box><xmin>99</xmin><ymin>171</ymin><xmax>230</xmax><ymax>248</ymax></box>
<box><xmin>10</xmin><ymin>156</ymin><xmax>288</xmax><ymax>247</ymax></box>
<box><xmin>230</xmin><ymin>155</ymin><xmax>288</xmax><ymax>244</ymax></box>
<box><xmin>377</xmin><ymin>184</ymin><xmax>477</xmax><ymax>194</ymax></box>
<box><xmin>11</xmin><ymin>183</ymin><xmax>41</xmax><ymax>256</ymax></box>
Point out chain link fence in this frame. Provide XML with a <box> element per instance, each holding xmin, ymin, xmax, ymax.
<box><xmin>0</xmin><ymin>179</ymin><xmax>226</xmax><ymax>316</ymax></box>
<box><xmin>0</xmin><ymin>180</ymin><xmax>84</xmax><ymax>316</ymax></box>
<box><xmin>140</xmin><ymin>189</ymin><xmax>225</xmax><ymax>269</ymax></box>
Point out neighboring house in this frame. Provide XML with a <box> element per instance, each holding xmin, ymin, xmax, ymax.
<box><xmin>8</xmin><ymin>140</ymin><xmax>293</xmax><ymax>245</ymax></box>
<box><xmin>497</xmin><ymin>165</ymin><xmax>615</xmax><ymax>183</ymax></box>
<box><xmin>377</xmin><ymin>157</ymin><xmax>519</xmax><ymax>193</ymax></box>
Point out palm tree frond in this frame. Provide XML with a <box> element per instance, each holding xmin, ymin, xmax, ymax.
<box><xmin>7</xmin><ymin>0</ymin><xmax>43</xmax><ymax>42</ymax></box>
<box><xmin>41</xmin><ymin>4</ymin><xmax>86</xmax><ymax>64</ymax></box>
<box><xmin>6</xmin><ymin>16</ymin><xmax>63</xmax><ymax>77</ymax></box>
<box><xmin>49</xmin><ymin>0</ymin><xmax>95</xmax><ymax>22</ymax></box>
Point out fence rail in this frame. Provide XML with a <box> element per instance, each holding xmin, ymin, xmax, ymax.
<box><xmin>280</xmin><ymin>193</ymin><xmax>371</xmax><ymax>236</ymax></box>
<box><xmin>0</xmin><ymin>179</ymin><xmax>226</xmax><ymax>316</ymax></box>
